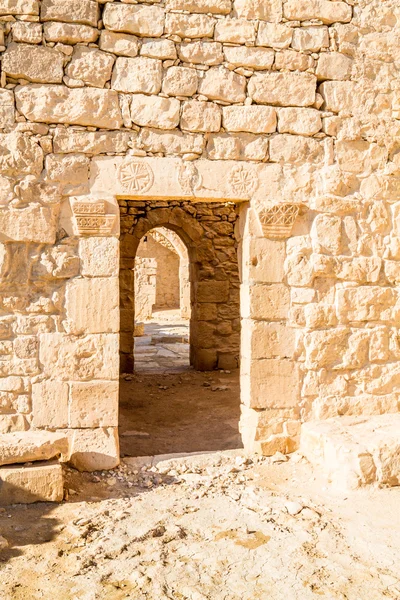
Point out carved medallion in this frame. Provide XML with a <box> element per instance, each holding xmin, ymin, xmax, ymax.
<box><xmin>72</xmin><ymin>201</ymin><xmax>116</xmax><ymax>236</ymax></box>
<box><xmin>117</xmin><ymin>160</ymin><xmax>154</xmax><ymax>194</ymax></box>
<box><xmin>177</xmin><ymin>162</ymin><xmax>202</xmax><ymax>195</ymax></box>
<box><xmin>258</xmin><ymin>204</ymin><xmax>303</xmax><ymax>239</ymax></box>
<box><xmin>228</xmin><ymin>165</ymin><xmax>258</xmax><ymax>198</ymax></box>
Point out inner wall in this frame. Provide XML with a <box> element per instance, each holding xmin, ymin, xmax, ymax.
<box><xmin>119</xmin><ymin>200</ymin><xmax>241</xmax><ymax>373</ymax></box>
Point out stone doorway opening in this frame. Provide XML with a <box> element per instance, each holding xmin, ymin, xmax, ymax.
<box><xmin>118</xmin><ymin>200</ymin><xmax>242</xmax><ymax>457</ymax></box>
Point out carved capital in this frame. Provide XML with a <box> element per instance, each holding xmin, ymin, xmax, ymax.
<box><xmin>71</xmin><ymin>201</ymin><xmax>116</xmax><ymax>236</ymax></box>
<box><xmin>258</xmin><ymin>203</ymin><xmax>304</xmax><ymax>239</ymax></box>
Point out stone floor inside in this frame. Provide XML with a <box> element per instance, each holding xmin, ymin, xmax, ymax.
<box><xmin>119</xmin><ymin>310</ymin><xmax>242</xmax><ymax>457</ymax></box>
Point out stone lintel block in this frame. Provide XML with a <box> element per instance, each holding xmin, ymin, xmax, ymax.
<box><xmin>68</xmin><ymin>427</ymin><xmax>120</xmax><ymax>472</ymax></box>
<box><xmin>0</xmin><ymin>430</ymin><xmax>69</xmax><ymax>466</ymax></box>
<box><xmin>241</xmin><ymin>283</ymin><xmax>290</xmax><ymax>320</ymax></box>
<box><xmin>32</xmin><ymin>381</ymin><xmax>69</xmax><ymax>429</ymax></box>
<box><xmin>241</xmin><ymin>359</ymin><xmax>300</xmax><ymax>409</ymax></box>
<box><xmin>0</xmin><ymin>460</ymin><xmax>64</xmax><ymax>505</ymax></box>
<box><xmin>65</xmin><ymin>277</ymin><xmax>119</xmax><ymax>335</ymax></box>
<box><xmin>69</xmin><ymin>381</ymin><xmax>119</xmax><ymax>428</ymax></box>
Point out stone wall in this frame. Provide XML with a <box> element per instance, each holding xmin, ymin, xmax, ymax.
<box><xmin>0</xmin><ymin>0</ymin><xmax>398</xmax><ymax>468</ymax></box>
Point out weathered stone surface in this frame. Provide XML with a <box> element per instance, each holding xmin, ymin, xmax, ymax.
<box><xmin>69</xmin><ymin>381</ymin><xmax>119</xmax><ymax>428</ymax></box>
<box><xmin>66</xmin><ymin>47</ymin><xmax>115</xmax><ymax>88</ymax></box>
<box><xmin>283</xmin><ymin>0</ymin><xmax>352</xmax><ymax>24</ymax></box>
<box><xmin>45</xmin><ymin>153</ymin><xmax>89</xmax><ymax>194</ymax></box>
<box><xmin>165</xmin><ymin>13</ymin><xmax>216</xmax><ymax>38</ymax></box>
<box><xmin>291</xmin><ymin>26</ymin><xmax>329</xmax><ymax>51</ymax></box>
<box><xmin>244</xmin><ymin>238</ymin><xmax>286</xmax><ymax>283</ymax></box>
<box><xmin>53</xmin><ymin>130</ymin><xmax>133</xmax><ymax>155</ymax></box>
<box><xmin>242</xmin><ymin>359</ymin><xmax>300</xmax><ymax>409</ymax></box>
<box><xmin>278</xmin><ymin>107</ymin><xmax>322</xmax><ymax>136</ymax></box>
<box><xmin>69</xmin><ymin>427</ymin><xmax>119</xmax><ymax>471</ymax></box>
<box><xmin>319</xmin><ymin>81</ymin><xmax>357</xmax><ymax>113</ymax></box>
<box><xmin>140</xmin><ymin>38</ymin><xmax>176</xmax><ymax>60</ymax></box>
<box><xmin>165</xmin><ymin>0</ymin><xmax>231</xmax><ymax>14</ymax></box>
<box><xmin>15</xmin><ymin>85</ymin><xmax>123</xmax><ymax>129</ymax></box>
<box><xmin>0</xmin><ymin>133</ymin><xmax>40</xmax><ymax>178</ymax></box>
<box><xmin>103</xmin><ymin>3</ymin><xmax>164</xmax><ymax>37</ymax></box>
<box><xmin>99</xmin><ymin>30</ymin><xmax>138</xmax><ymax>57</ymax></box>
<box><xmin>223</xmin><ymin>105</ymin><xmax>276</xmax><ymax>134</ymax></box>
<box><xmin>2</xmin><ymin>43</ymin><xmax>63</xmax><ymax>84</ymax></box>
<box><xmin>234</xmin><ymin>0</ymin><xmax>282</xmax><ymax>22</ymax></box>
<box><xmin>0</xmin><ymin>460</ymin><xmax>64</xmax><ymax>504</ymax></box>
<box><xmin>198</xmin><ymin>67</ymin><xmax>246</xmax><ymax>103</ymax></box>
<box><xmin>181</xmin><ymin>100</ymin><xmax>221</xmax><ymax>132</ymax></box>
<box><xmin>207</xmin><ymin>133</ymin><xmax>269</xmax><ymax>161</ymax></box>
<box><xmin>0</xmin><ymin>90</ymin><xmax>14</xmax><ymax>128</ymax></box>
<box><xmin>0</xmin><ymin>431</ymin><xmax>68</xmax><ymax>466</ymax></box>
<box><xmin>242</xmin><ymin>320</ymin><xmax>295</xmax><ymax>359</ymax></box>
<box><xmin>163</xmin><ymin>67</ymin><xmax>198</xmax><ymax>97</ymax></box>
<box><xmin>316</xmin><ymin>52</ymin><xmax>353</xmax><ymax>81</ymax></box>
<box><xmin>178</xmin><ymin>41</ymin><xmax>223</xmax><ymax>65</ymax></box>
<box><xmin>41</xmin><ymin>0</ymin><xmax>99</xmax><ymax>27</ymax></box>
<box><xmin>215</xmin><ymin>18</ymin><xmax>256</xmax><ymax>44</ymax></box>
<box><xmin>242</xmin><ymin>284</ymin><xmax>290</xmax><ymax>320</ymax></box>
<box><xmin>32</xmin><ymin>381</ymin><xmax>69</xmax><ymax>428</ymax></box>
<box><xmin>0</xmin><ymin>0</ymin><xmax>38</xmax><ymax>15</ymax></box>
<box><xmin>65</xmin><ymin>278</ymin><xmax>119</xmax><ymax>335</ymax></box>
<box><xmin>337</xmin><ymin>287</ymin><xmax>398</xmax><ymax>324</ymax></box>
<box><xmin>275</xmin><ymin>50</ymin><xmax>315</xmax><ymax>71</ymax></box>
<box><xmin>12</xmin><ymin>22</ymin><xmax>43</xmax><ymax>44</ymax></box>
<box><xmin>223</xmin><ymin>46</ymin><xmax>274</xmax><ymax>70</ymax></box>
<box><xmin>43</xmin><ymin>21</ymin><xmax>98</xmax><ymax>44</ymax></box>
<box><xmin>257</xmin><ymin>22</ymin><xmax>292</xmax><ymax>48</ymax></box>
<box><xmin>0</xmin><ymin>204</ymin><xmax>57</xmax><ymax>244</ymax></box>
<box><xmin>111</xmin><ymin>56</ymin><xmax>161</xmax><ymax>94</ymax></box>
<box><xmin>248</xmin><ymin>72</ymin><xmax>316</xmax><ymax>107</ymax></box>
<box><xmin>79</xmin><ymin>237</ymin><xmax>119</xmax><ymax>277</ymax></box>
<box><xmin>139</xmin><ymin>128</ymin><xmax>204</xmax><ymax>155</ymax></box>
<box><xmin>269</xmin><ymin>134</ymin><xmax>324</xmax><ymax>164</ymax></box>
<box><xmin>131</xmin><ymin>94</ymin><xmax>180</xmax><ymax>129</ymax></box>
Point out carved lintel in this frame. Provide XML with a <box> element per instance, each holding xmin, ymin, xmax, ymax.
<box><xmin>117</xmin><ymin>160</ymin><xmax>154</xmax><ymax>194</ymax></box>
<box><xmin>71</xmin><ymin>201</ymin><xmax>116</xmax><ymax>236</ymax></box>
<box><xmin>258</xmin><ymin>203</ymin><xmax>304</xmax><ymax>239</ymax></box>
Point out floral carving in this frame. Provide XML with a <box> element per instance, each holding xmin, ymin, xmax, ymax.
<box><xmin>118</xmin><ymin>161</ymin><xmax>154</xmax><ymax>194</ymax></box>
<box><xmin>228</xmin><ymin>165</ymin><xmax>258</xmax><ymax>198</ymax></box>
<box><xmin>177</xmin><ymin>162</ymin><xmax>203</xmax><ymax>195</ymax></box>
<box><xmin>72</xmin><ymin>201</ymin><xmax>116</xmax><ymax>236</ymax></box>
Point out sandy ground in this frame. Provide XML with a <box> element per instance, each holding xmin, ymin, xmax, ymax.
<box><xmin>0</xmin><ymin>450</ymin><xmax>399</xmax><ymax>600</ymax></box>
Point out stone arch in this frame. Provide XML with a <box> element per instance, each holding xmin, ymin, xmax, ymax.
<box><xmin>119</xmin><ymin>204</ymin><xmax>240</xmax><ymax>373</ymax></box>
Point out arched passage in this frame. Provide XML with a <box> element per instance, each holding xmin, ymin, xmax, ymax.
<box><xmin>120</xmin><ymin>203</ymin><xmax>241</xmax><ymax>374</ymax></box>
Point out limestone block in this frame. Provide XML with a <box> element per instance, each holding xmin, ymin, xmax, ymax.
<box><xmin>241</xmin><ymin>320</ymin><xmax>295</xmax><ymax>360</ymax></box>
<box><xmin>316</xmin><ymin>52</ymin><xmax>353</xmax><ymax>81</ymax></box>
<box><xmin>41</xmin><ymin>0</ymin><xmax>98</xmax><ymax>26</ymax></box>
<box><xmin>66</xmin><ymin>47</ymin><xmax>115</xmax><ymax>89</ymax></box>
<box><xmin>165</xmin><ymin>0</ymin><xmax>231</xmax><ymax>14</ymax></box>
<box><xmin>198</xmin><ymin>67</ymin><xmax>246</xmax><ymax>103</ymax></box>
<box><xmin>31</xmin><ymin>381</ymin><xmax>69</xmax><ymax>428</ymax></box>
<box><xmin>181</xmin><ymin>100</ymin><xmax>221</xmax><ymax>132</ymax></box>
<box><xmin>103</xmin><ymin>3</ymin><xmax>164</xmax><ymax>38</ymax></box>
<box><xmin>40</xmin><ymin>333</ymin><xmax>119</xmax><ymax>381</ymax></box>
<box><xmin>278</xmin><ymin>107</ymin><xmax>322</xmax><ymax>136</ymax></box>
<box><xmin>337</xmin><ymin>287</ymin><xmax>398</xmax><ymax>324</ymax></box>
<box><xmin>0</xmin><ymin>377</ymin><xmax>23</xmax><ymax>393</ymax></box>
<box><xmin>16</xmin><ymin>85</ymin><xmax>123</xmax><ymax>129</ymax></box>
<box><xmin>291</xmin><ymin>26</ymin><xmax>329</xmax><ymax>52</ymax></box>
<box><xmin>165</xmin><ymin>13</ymin><xmax>216</xmax><ymax>38</ymax></box>
<box><xmin>336</xmin><ymin>140</ymin><xmax>386</xmax><ymax>174</ymax></box>
<box><xmin>69</xmin><ymin>381</ymin><xmax>118</xmax><ymax>428</ymax></box>
<box><xmin>215</xmin><ymin>18</ymin><xmax>256</xmax><ymax>44</ymax></box>
<box><xmin>140</xmin><ymin>38</ymin><xmax>176</xmax><ymax>60</ymax></box>
<box><xmin>45</xmin><ymin>153</ymin><xmax>89</xmax><ymax>195</ymax></box>
<box><xmin>274</xmin><ymin>49</ymin><xmax>315</xmax><ymax>71</ymax></box>
<box><xmin>68</xmin><ymin>427</ymin><xmax>119</xmax><ymax>471</ymax></box>
<box><xmin>223</xmin><ymin>46</ymin><xmax>274</xmax><ymax>70</ymax></box>
<box><xmin>44</xmin><ymin>22</ymin><xmax>98</xmax><ymax>44</ymax></box>
<box><xmin>269</xmin><ymin>134</ymin><xmax>324</xmax><ymax>164</ymax></box>
<box><xmin>319</xmin><ymin>81</ymin><xmax>357</xmax><ymax>113</ymax></box>
<box><xmin>163</xmin><ymin>66</ymin><xmax>198</xmax><ymax>97</ymax></box>
<box><xmin>53</xmin><ymin>130</ymin><xmax>133</xmax><ymax>155</ymax></box>
<box><xmin>234</xmin><ymin>0</ymin><xmax>282</xmax><ymax>22</ymax></box>
<box><xmin>0</xmin><ymin>132</ymin><xmax>43</xmax><ymax>177</ymax></box>
<box><xmin>257</xmin><ymin>22</ymin><xmax>293</xmax><ymax>49</ymax></box>
<box><xmin>99</xmin><ymin>30</ymin><xmax>138</xmax><ymax>57</ymax></box>
<box><xmin>2</xmin><ymin>43</ymin><xmax>63</xmax><ymax>84</ymax></box>
<box><xmin>0</xmin><ymin>431</ymin><xmax>68</xmax><ymax>466</ymax></box>
<box><xmin>337</xmin><ymin>257</ymin><xmax>382</xmax><ymax>283</ymax></box>
<box><xmin>12</xmin><ymin>22</ymin><xmax>42</xmax><ymax>44</ymax></box>
<box><xmin>178</xmin><ymin>41</ymin><xmax>223</xmax><ymax>66</ymax></box>
<box><xmin>0</xmin><ymin>204</ymin><xmax>58</xmax><ymax>244</ymax></box>
<box><xmin>65</xmin><ymin>278</ymin><xmax>119</xmax><ymax>335</ymax></box>
<box><xmin>311</xmin><ymin>214</ymin><xmax>342</xmax><ymax>254</ymax></box>
<box><xmin>242</xmin><ymin>359</ymin><xmax>300</xmax><ymax>409</ymax></box>
<box><xmin>0</xmin><ymin>461</ymin><xmax>64</xmax><ymax>505</ymax></box>
<box><xmin>131</xmin><ymin>94</ymin><xmax>180</xmax><ymax>129</ymax></box>
<box><xmin>222</xmin><ymin>105</ymin><xmax>276</xmax><ymax>134</ymax></box>
<box><xmin>0</xmin><ymin>0</ymin><xmax>38</xmax><ymax>15</ymax></box>
<box><xmin>248</xmin><ymin>72</ymin><xmax>316</xmax><ymax>107</ymax></box>
<box><xmin>241</xmin><ymin>284</ymin><xmax>290</xmax><ymax>320</ymax></box>
<box><xmin>32</xmin><ymin>244</ymin><xmax>80</xmax><ymax>280</ymax></box>
<box><xmin>196</xmin><ymin>280</ymin><xmax>229</xmax><ymax>303</ymax></box>
<box><xmin>0</xmin><ymin>90</ymin><xmax>15</xmax><ymax>129</ymax></box>
<box><xmin>283</xmin><ymin>0</ymin><xmax>352</xmax><ymax>24</ymax></box>
<box><xmin>139</xmin><ymin>128</ymin><xmax>204</xmax><ymax>155</ymax></box>
<box><xmin>112</xmin><ymin>56</ymin><xmax>162</xmax><ymax>94</ymax></box>
<box><xmin>207</xmin><ymin>133</ymin><xmax>269</xmax><ymax>161</ymax></box>
<box><xmin>79</xmin><ymin>237</ymin><xmax>119</xmax><ymax>277</ymax></box>
<box><xmin>243</xmin><ymin>238</ymin><xmax>285</xmax><ymax>282</ymax></box>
